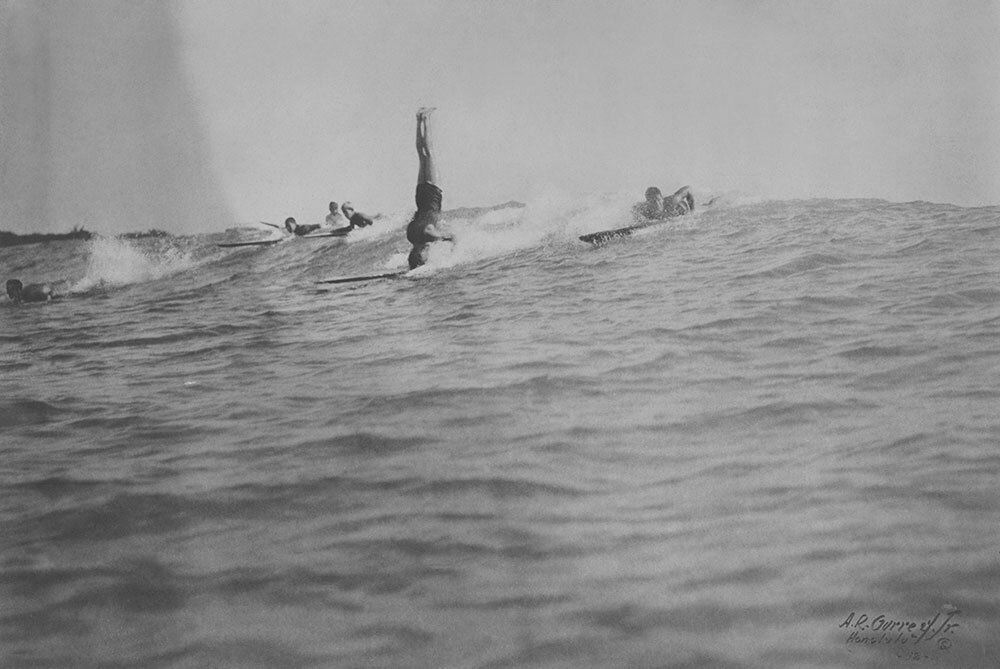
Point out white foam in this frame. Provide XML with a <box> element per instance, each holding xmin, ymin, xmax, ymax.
<box><xmin>71</xmin><ymin>237</ymin><xmax>196</xmax><ymax>293</ymax></box>
<box><xmin>384</xmin><ymin>188</ymin><xmax>732</xmax><ymax>275</ymax></box>
<box><xmin>407</xmin><ymin>192</ymin><xmax>622</xmax><ymax>272</ymax></box>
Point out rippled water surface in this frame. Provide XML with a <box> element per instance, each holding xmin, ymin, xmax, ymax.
<box><xmin>2</xmin><ymin>197</ymin><xmax>999</xmax><ymax>668</ymax></box>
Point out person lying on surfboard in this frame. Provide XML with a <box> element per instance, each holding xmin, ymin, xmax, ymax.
<box><xmin>6</xmin><ymin>279</ymin><xmax>56</xmax><ymax>304</ymax></box>
<box><xmin>633</xmin><ymin>185</ymin><xmax>695</xmax><ymax>221</ymax></box>
<box><xmin>284</xmin><ymin>217</ymin><xmax>323</xmax><ymax>236</ymax></box>
<box><xmin>406</xmin><ymin>107</ymin><xmax>453</xmax><ymax>269</ymax></box>
<box><xmin>340</xmin><ymin>202</ymin><xmax>374</xmax><ymax>229</ymax></box>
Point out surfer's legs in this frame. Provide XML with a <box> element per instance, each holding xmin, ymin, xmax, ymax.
<box><xmin>416</xmin><ymin>108</ymin><xmax>437</xmax><ymax>186</ymax></box>
<box><xmin>409</xmin><ymin>108</ymin><xmax>440</xmax><ymax>270</ymax></box>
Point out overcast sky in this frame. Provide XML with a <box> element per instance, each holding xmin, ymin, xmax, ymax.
<box><xmin>6</xmin><ymin>0</ymin><xmax>992</xmax><ymax>234</ymax></box>
<box><xmin>172</xmin><ymin>0</ymin><xmax>999</xmax><ymax>224</ymax></box>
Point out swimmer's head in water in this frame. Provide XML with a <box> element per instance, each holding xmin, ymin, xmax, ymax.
<box><xmin>645</xmin><ymin>186</ymin><xmax>662</xmax><ymax>202</ymax></box>
<box><xmin>329</xmin><ymin>202</ymin><xmax>338</xmax><ymax>212</ymax></box>
<box><xmin>284</xmin><ymin>217</ymin><xmax>297</xmax><ymax>233</ymax></box>
<box><xmin>6</xmin><ymin>279</ymin><xmax>23</xmax><ymax>301</ymax></box>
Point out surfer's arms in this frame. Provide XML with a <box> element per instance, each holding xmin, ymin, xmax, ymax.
<box><xmin>666</xmin><ymin>186</ymin><xmax>695</xmax><ymax>214</ymax></box>
<box><xmin>340</xmin><ymin>202</ymin><xmax>375</xmax><ymax>229</ymax></box>
<box><xmin>425</xmin><ymin>222</ymin><xmax>454</xmax><ymax>242</ymax></box>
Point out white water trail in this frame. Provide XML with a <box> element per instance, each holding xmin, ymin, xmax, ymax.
<box><xmin>71</xmin><ymin>237</ymin><xmax>196</xmax><ymax>293</ymax></box>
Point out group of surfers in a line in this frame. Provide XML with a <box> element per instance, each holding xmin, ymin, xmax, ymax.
<box><xmin>265</xmin><ymin>107</ymin><xmax>453</xmax><ymax>269</ymax></box>
<box><xmin>282</xmin><ymin>201</ymin><xmax>376</xmax><ymax>236</ymax></box>
<box><xmin>7</xmin><ymin>107</ymin><xmax>697</xmax><ymax>304</ymax></box>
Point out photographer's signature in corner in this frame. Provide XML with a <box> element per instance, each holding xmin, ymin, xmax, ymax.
<box><xmin>839</xmin><ymin>607</ymin><xmax>959</xmax><ymax>658</ymax></box>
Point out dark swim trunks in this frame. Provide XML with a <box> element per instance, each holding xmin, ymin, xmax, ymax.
<box><xmin>406</xmin><ymin>182</ymin><xmax>443</xmax><ymax>245</ymax></box>
<box><xmin>415</xmin><ymin>181</ymin><xmax>442</xmax><ymax>212</ymax></box>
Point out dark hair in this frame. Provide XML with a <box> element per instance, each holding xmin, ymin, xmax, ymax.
<box><xmin>6</xmin><ymin>279</ymin><xmax>23</xmax><ymax>299</ymax></box>
<box><xmin>645</xmin><ymin>186</ymin><xmax>662</xmax><ymax>200</ymax></box>
<box><xmin>284</xmin><ymin>217</ymin><xmax>296</xmax><ymax>232</ymax></box>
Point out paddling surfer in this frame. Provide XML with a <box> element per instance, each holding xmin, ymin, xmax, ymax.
<box><xmin>6</xmin><ymin>279</ymin><xmax>55</xmax><ymax>304</ymax></box>
<box><xmin>340</xmin><ymin>202</ymin><xmax>374</xmax><ymax>229</ymax></box>
<box><xmin>634</xmin><ymin>185</ymin><xmax>695</xmax><ymax>221</ymax></box>
<box><xmin>406</xmin><ymin>108</ymin><xmax>452</xmax><ymax>269</ymax></box>
<box><xmin>284</xmin><ymin>217</ymin><xmax>322</xmax><ymax>236</ymax></box>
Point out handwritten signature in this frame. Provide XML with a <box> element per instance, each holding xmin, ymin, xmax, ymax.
<box><xmin>839</xmin><ymin>609</ymin><xmax>959</xmax><ymax>650</ymax></box>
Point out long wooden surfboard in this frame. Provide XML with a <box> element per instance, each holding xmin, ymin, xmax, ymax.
<box><xmin>315</xmin><ymin>271</ymin><xmax>406</xmax><ymax>285</ymax></box>
<box><xmin>218</xmin><ymin>228</ymin><xmax>352</xmax><ymax>247</ymax></box>
<box><xmin>301</xmin><ymin>228</ymin><xmax>352</xmax><ymax>238</ymax></box>
<box><xmin>217</xmin><ymin>239</ymin><xmax>282</xmax><ymax>248</ymax></box>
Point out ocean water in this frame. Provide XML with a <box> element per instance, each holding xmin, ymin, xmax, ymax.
<box><xmin>2</xmin><ymin>196</ymin><xmax>998</xmax><ymax>668</ymax></box>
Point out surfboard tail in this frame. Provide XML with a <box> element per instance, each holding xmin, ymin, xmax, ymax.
<box><xmin>579</xmin><ymin>226</ymin><xmax>640</xmax><ymax>243</ymax></box>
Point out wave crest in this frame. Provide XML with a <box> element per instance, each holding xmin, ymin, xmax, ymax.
<box><xmin>71</xmin><ymin>237</ymin><xmax>196</xmax><ymax>293</ymax></box>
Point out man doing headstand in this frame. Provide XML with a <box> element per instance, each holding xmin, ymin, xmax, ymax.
<box><xmin>406</xmin><ymin>108</ymin><xmax>452</xmax><ymax>269</ymax></box>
